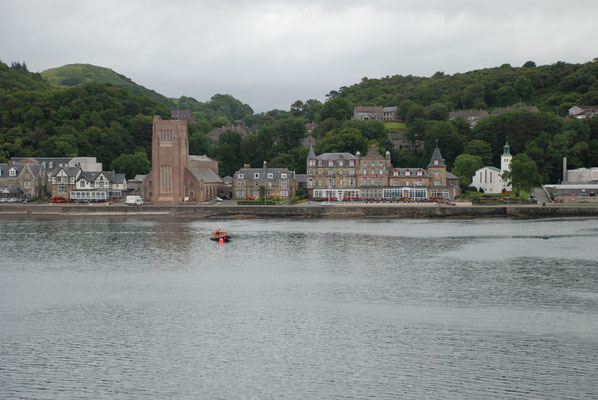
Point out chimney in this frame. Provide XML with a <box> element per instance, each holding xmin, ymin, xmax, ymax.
<box><xmin>562</xmin><ymin>157</ymin><xmax>567</xmax><ymax>183</ymax></box>
<box><xmin>263</xmin><ymin>160</ymin><xmax>267</xmax><ymax>175</ymax></box>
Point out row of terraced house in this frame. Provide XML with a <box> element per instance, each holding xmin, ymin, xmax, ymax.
<box><xmin>231</xmin><ymin>143</ymin><xmax>460</xmax><ymax>202</ymax></box>
<box><xmin>0</xmin><ymin>156</ymin><xmax>135</xmax><ymax>201</ymax></box>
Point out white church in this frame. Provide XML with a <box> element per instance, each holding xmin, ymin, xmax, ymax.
<box><xmin>471</xmin><ymin>143</ymin><xmax>512</xmax><ymax>193</ymax></box>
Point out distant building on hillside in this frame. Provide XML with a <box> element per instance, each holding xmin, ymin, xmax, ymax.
<box><xmin>388</xmin><ymin>133</ymin><xmax>424</xmax><ymax>151</ymax></box>
<box><xmin>568</xmin><ymin>105</ymin><xmax>598</xmax><ymax>120</ymax></box>
<box><xmin>300</xmin><ymin>135</ymin><xmax>316</xmax><ymax>148</ymax></box>
<box><xmin>171</xmin><ymin>109</ymin><xmax>196</xmax><ymax>124</ymax></box>
<box><xmin>448</xmin><ymin>109</ymin><xmax>489</xmax><ymax>126</ymax></box>
<box><xmin>353</xmin><ymin>106</ymin><xmax>397</xmax><ymax>122</ymax></box>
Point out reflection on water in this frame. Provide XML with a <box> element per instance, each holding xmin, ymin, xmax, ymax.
<box><xmin>0</xmin><ymin>216</ymin><xmax>597</xmax><ymax>399</ymax></box>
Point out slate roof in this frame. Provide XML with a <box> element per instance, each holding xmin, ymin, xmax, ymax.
<box><xmin>0</xmin><ymin>164</ymin><xmax>24</xmax><ymax>178</ymax></box>
<box><xmin>307</xmin><ymin>145</ymin><xmax>316</xmax><ymax>158</ymax></box>
<box><xmin>240</xmin><ymin>168</ymin><xmax>292</xmax><ymax>180</ymax></box>
<box><xmin>390</xmin><ymin>168</ymin><xmax>430</xmax><ymax>178</ymax></box>
<box><xmin>446</xmin><ymin>172</ymin><xmax>460</xmax><ymax>179</ymax></box>
<box><xmin>188</xmin><ymin>168</ymin><xmax>223</xmax><ymax>183</ymax></box>
<box><xmin>449</xmin><ymin>110</ymin><xmax>489</xmax><ymax>119</ymax></box>
<box><xmin>294</xmin><ymin>174</ymin><xmax>307</xmax><ymax>183</ymax></box>
<box><xmin>315</xmin><ymin>152</ymin><xmax>357</xmax><ymax>161</ymax></box>
<box><xmin>188</xmin><ymin>155</ymin><xmax>215</xmax><ymax>162</ymax></box>
<box><xmin>51</xmin><ymin>166</ymin><xmax>80</xmax><ymax>178</ymax></box>
<box><xmin>427</xmin><ymin>145</ymin><xmax>446</xmax><ymax>167</ymax></box>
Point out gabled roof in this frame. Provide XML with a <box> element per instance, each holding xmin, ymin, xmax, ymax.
<box><xmin>51</xmin><ymin>166</ymin><xmax>80</xmax><ymax>178</ymax></box>
<box><xmin>112</xmin><ymin>174</ymin><xmax>126</xmax><ymax>184</ymax></box>
<box><xmin>449</xmin><ymin>110</ymin><xmax>489</xmax><ymax>119</ymax></box>
<box><xmin>132</xmin><ymin>174</ymin><xmax>147</xmax><ymax>182</ymax></box>
<box><xmin>364</xmin><ymin>144</ymin><xmax>384</xmax><ymax>159</ymax></box>
<box><xmin>0</xmin><ymin>163</ymin><xmax>25</xmax><ymax>178</ymax></box>
<box><xmin>188</xmin><ymin>168</ymin><xmax>223</xmax><ymax>183</ymax></box>
<box><xmin>446</xmin><ymin>172</ymin><xmax>460</xmax><ymax>179</ymax></box>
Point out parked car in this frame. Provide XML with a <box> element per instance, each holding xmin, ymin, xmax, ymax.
<box><xmin>321</xmin><ymin>201</ymin><xmax>333</xmax><ymax>206</ymax></box>
<box><xmin>49</xmin><ymin>196</ymin><xmax>67</xmax><ymax>203</ymax></box>
<box><xmin>212</xmin><ymin>196</ymin><xmax>223</xmax><ymax>202</ymax></box>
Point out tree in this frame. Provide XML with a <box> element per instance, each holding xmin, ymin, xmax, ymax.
<box><xmin>464</xmin><ymin>139</ymin><xmax>493</xmax><ymax>165</ymax></box>
<box><xmin>514</xmin><ymin>76</ymin><xmax>534</xmax><ymax>101</ymax></box>
<box><xmin>451</xmin><ymin>154</ymin><xmax>483</xmax><ymax>186</ymax></box>
<box><xmin>110</xmin><ymin>151</ymin><xmax>151</xmax><ymax>179</ymax></box>
<box><xmin>506</xmin><ymin>154</ymin><xmax>538</xmax><ymax>191</ymax></box>
<box><xmin>316</xmin><ymin>127</ymin><xmax>369</xmax><ymax>155</ymax></box>
<box><xmin>318</xmin><ymin>97</ymin><xmax>353</xmax><ymax>121</ymax></box>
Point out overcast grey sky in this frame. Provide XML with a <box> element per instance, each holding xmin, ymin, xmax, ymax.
<box><xmin>1</xmin><ymin>0</ymin><xmax>597</xmax><ymax>112</ymax></box>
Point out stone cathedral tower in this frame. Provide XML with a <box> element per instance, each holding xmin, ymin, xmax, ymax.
<box><xmin>142</xmin><ymin>116</ymin><xmax>189</xmax><ymax>204</ymax></box>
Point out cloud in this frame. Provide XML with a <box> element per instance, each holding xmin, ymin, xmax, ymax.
<box><xmin>1</xmin><ymin>0</ymin><xmax>597</xmax><ymax>112</ymax></box>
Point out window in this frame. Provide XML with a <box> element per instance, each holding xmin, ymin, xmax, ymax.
<box><xmin>308</xmin><ymin>178</ymin><xmax>313</xmax><ymax>187</ymax></box>
<box><xmin>349</xmin><ymin>160</ymin><xmax>354</xmax><ymax>166</ymax></box>
<box><xmin>280</xmin><ymin>190</ymin><xmax>288</xmax><ymax>197</ymax></box>
<box><xmin>393</xmin><ymin>180</ymin><xmax>399</xmax><ymax>186</ymax></box>
<box><xmin>190</xmin><ymin>180</ymin><xmax>194</xmax><ymax>186</ymax></box>
<box><xmin>434</xmin><ymin>172</ymin><xmax>439</xmax><ymax>177</ymax></box>
<box><xmin>417</xmin><ymin>170</ymin><xmax>423</xmax><ymax>176</ymax></box>
<box><xmin>281</xmin><ymin>181</ymin><xmax>287</xmax><ymax>186</ymax></box>
<box><xmin>328</xmin><ymin>169</ymin><xmax>333</xmax><ymax>175</ymax></box>
<box><xmin>149</xmin><ymin>180</ymin><xmax>152</xmax><ymax>186</ymax></box>
<box><xmin>9</xmin><ymin>168</ymin><xmax>16</xmax><ymax>177</ymax></box>
<box><xmin>190</xmin><ymin>191</ymin><xmax>194</xmax><ymax>197</ymax></box>
<box><xmin>393</xmin><ymin>170</ymin><xmax>398</xmax><ymax>176</ymax></box>
<box><xmin>406</xmin><ymin>180</ymin><xmax>410</xmax><ymax>186</ymax></box>
<box><xmin>254</xmin><ymin>173</ymin><xmax>260</xmax><ymax>179</ymax></box>
<box><xmin>308</xmin><ymin>170</ymin><xmax>314</xmax><ymax>175</ymax></box>
<box><xmin>328</xmin><ymin>160</ymin><xmax>334</xmax><ymax>167</ymax></box>
<box><xmin>416</xmin><ymin>180</ymin><xmax>422</xmax><ymax>186</ymax></box>
<box><xmin>237</xmin><ymin>173</ymin><xmax>245</xmax><ymax>179</ymax></box>
<box><xmin>148</xmin><ymin>191</ymin><xmax>152</xmax><ymax>197</ymax></box>
<box><xmin>328</xmin><ymin>179</ymin><xmax>333</xmax><ymax>187</ymax></box>
<box><xmin>267</xmin><ymin>173</ymin><xmax>273</xmax><ymax>179</ymax></box>
<box><xmin>338</xmin><ymin>161</ymin><xmax>343</xmax><ymax>167</ymax></box>
<box><xmin>318</xmin><ymin>169</ymin><xmax>323</xmax><ymax>175</ymax></box>
<box><xmin>318</xmin><ymin>160</ymin><xmax>323</xmax><ymax>167</ymax></box>
<box><xmin>434</xmin><ymin>180</ymin><xmax>440</xmax><ymax>186</ymax></box>
<box><xmin>281</xmin><ymin>173</ymin><xmax>287</xmax><ymax>178</ymax></box>
<box><xmin>434</xmin><ymin>160</ymin><xmax>439</xmax><ymax>166</ymax></box>
<box><xmin>237</xmin><ymin>190</ymin><xmax>245</xmax><ymax>197</ymax></box>
<box><xmin>405</xmin><ymin>170</ymin><xmax>411</xmax><ymax>176</ymax></box>
<box><xmin>267</xmin><ymin>182</ymin><xmax>272</xmax><ymax>187</ymax></box>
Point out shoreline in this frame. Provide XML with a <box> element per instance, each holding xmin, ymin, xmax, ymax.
<box><xmin>2</xmin><ymin>203</ymin><xmax>598</xmax><ymax>219</ymax></box>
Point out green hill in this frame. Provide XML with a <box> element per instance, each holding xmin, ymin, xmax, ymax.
<box><xmin>0</xmin><ymin>61</ymin><xmax>52</xmax><ymax>91</ymax></box>
<box><xmin>41</xmin><ymin>63</ymin><xmax>175</xmax><ymax>108</ymax></box>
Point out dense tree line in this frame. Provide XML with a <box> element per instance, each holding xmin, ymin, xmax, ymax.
<box><xmin>2</xmin><ymin>58</ymin><xmax>598</xmax><ymax>192</ymax></box>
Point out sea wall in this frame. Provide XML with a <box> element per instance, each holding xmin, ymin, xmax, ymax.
<box><xmin>1</xmin><ymin>204</ymin><xmax>598</xmax><ymax>219</ymax></box>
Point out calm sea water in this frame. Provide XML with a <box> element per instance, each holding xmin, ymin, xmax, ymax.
<box><xmin>0</xmin><ymin>216</ymin><xmax>597</xmax><ymax>399</ymax></box>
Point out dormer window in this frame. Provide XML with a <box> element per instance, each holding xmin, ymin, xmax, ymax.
<box><xmin>434</xmin><ymin>159</ymin><xmax>439</xmax><ymax>166</ymax></box>
<box><xmin>328</xmin><ymin>160</ymin><xmax>334</xmax><ymax>167</ymax></box>
<box><xmin>48</xmin><ymin>162</ymin><xmax>53</xmax><ymax>169</ymax></box>
<box><xmin>405</xmin><ymin>170</ymin><xmax>411</xmax><ymax>176</ymax></box>
<box><xmin>254</xmin><ymin>173</ymin><xmax>260</xmax><ymax>179</ymax></box>
<box><xmin>417</xmin><ymin>170</ymin><xmax>423</xmax><ymax>176</ymax></box>
<box><xmin>349</xmin><ymin>160</ymin><xmax>354</xmax><ymax>166</ymax></box>
<box><xmin>9</xmin><ymin>168</ymin><xmax>16</xmax><ymax>177</ymax></box>
<box><xmin>393</xmin><ymin>170</ymin><xmax>398</xmax><ymax>176</ymax></box>
<box><xmin>267</xmin><ymin>173</ymin><xmax>273</xmax><ymax>179</ymax></box>
<box><xmin>318</xmin><ymin>160</ymin><xmax>323</xmax><ymax>167</ymax></box>
<box><xmin>281</xmin><ymin>173</ymin><xmax>287</xmax><ymax>178</ymax></box>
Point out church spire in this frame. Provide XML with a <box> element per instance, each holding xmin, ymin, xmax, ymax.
<box><xmin>502</xmin><ymin>141</ymin><xmax>511</xmax><ymax>156</ymax></box>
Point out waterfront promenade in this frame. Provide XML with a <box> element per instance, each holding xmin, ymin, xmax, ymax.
<box><xmin>1</xmin><ymin>202</ymin><xmax>598</xmax><ymax>219</ymax></box>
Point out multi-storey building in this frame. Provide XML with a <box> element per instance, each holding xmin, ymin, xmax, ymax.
<box><xmin>70</xmin><ymin>171</ymin><xmax>127</xmax><ymax>202</ymax></box>
<box><xmin>232</xmin><ymin>161</ymin><xmax>296</xmax><ymax>200</ymax></box>
<box><xmin>353</xmin><ymin>106</ymin><xmax>398</xmax><ymax>122</ymax></box>
<box><xmin>50</xmin><ymin>166</ymin><xmax>81</xmax><ymax>199</ymax></box>
<box><xmin>307</xmin><ymin>143</ymin><xmax>461</xmax><ymax>201</ymax></box>
<box><xmin>0</xmin><ymin>163</ymin><xmax>47</xmax><ymax>200</ymax></box>
<box><xmin>357</xmin><ymin>144</ymin><xmax>392</xmax><ymax>199</ymax></box>
<box><xmin>306</xmin><ymin>146</ymin><xmax>359</xmax><ymax>200</ymax></box>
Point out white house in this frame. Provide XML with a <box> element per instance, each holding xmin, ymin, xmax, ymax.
<box><xmin>471</xmin><ymin>142</ymin><xmax>512</xmax><ymax>193</ymax></box>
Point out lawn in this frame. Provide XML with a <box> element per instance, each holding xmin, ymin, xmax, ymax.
<box><xmin>384</xmin><ymin>122</ymin><xmax>407</xmax><ymax>132</ymax></box>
